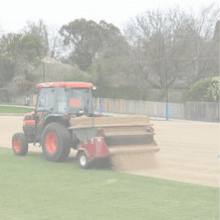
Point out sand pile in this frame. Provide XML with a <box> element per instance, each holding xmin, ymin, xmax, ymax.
<box><xmin>110</xmin><ymin>151</ymin><xmax>159</xmax><ymax>172</ymax></box>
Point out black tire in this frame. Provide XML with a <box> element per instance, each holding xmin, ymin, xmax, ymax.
<box><xmin>41</xmin><ymin>123</ymin><xmax>71</xmax><ymax>162</ymax></box>
<box><xmin>12</xmin><ymin>133</ymin><xmax>29</xmax><ymax>156</ymax></box>
<box><xmin>77</xmin><ymin>151</ymin><xmax>91</xmax><ymax>169</ymax></box>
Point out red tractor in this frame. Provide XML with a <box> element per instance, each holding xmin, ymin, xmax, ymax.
<box><xmin>12</xmin><ymin>82</ymin><xmax>159</xmax><ymax>168</ymax></box>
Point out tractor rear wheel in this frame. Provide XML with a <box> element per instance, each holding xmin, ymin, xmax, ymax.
<box><xmin>12</xmin><ymin>133</ymin><xmax>29</xmax><ymax>156</ymax></box>
<box><xmin>41</xmin><ymin>123</ymin><xmax>71</xmax><ymax>162</ymax></box>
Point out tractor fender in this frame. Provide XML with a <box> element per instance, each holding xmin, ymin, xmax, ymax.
<box><xmin>76</xmin><ymin>145</ymin><xmax>95</xmax><ymax>163</ymax></box>
<box><xmin>44</xmin><ymin>115</ymin><xmax>70</xmax><ymax>129</ymax></box>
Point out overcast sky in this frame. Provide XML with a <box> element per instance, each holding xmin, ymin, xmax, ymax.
<box><xmin>0</xmin><ymin>0</ymin><xmax>218</xmax><ymax>33</ymax></box>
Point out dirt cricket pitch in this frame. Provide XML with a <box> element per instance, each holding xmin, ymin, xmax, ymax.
<box><xmin>0</xmin><ymin>115</ymin><xmax>219</xmax><ymax>187</ymax></box>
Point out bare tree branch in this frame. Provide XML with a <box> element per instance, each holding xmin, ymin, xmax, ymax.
<box><xmin>124</xmin><ymin>4</ymin><xmax>219</xmax><ymax>89</ymax></box>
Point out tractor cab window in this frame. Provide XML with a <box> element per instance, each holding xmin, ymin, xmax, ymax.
<box><xmin>36</xmin><ymin>88</ymin><xmax>55</xmax><ymax>112</ymax></box>
<box><xmin>69</xmin><ymin>88</ymin><xmax>93</xmax><ymax>114</ymax></box>
<box><xmin>56</xmin><ymin>87</ymin><xmax>68</xmax><ymax>113</ymax></box>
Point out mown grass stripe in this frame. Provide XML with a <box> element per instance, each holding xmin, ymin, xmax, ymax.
<box><xmin>0</xmin><ymin>147</ymin><xmax>218</xmax><ymax>220</ymax></box>
<box><xmin>0</xmin><ymin>106</ymin><xmax>33</xmax><ymax>114</ymax></box>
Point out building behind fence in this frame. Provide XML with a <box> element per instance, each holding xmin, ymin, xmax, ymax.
<box><xmin>10</xmin><ymin>95</ymin><xmax>219</xmax><ymax>122</ymax></box>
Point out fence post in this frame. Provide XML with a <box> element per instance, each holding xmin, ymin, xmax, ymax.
<box><xmin>99</xmin><ymin>98</ymin><xmax>102</xmax><ymax>114</ymax></box>
<box><xmin>165</xmin><ymin>103</ymin><xmax>169</xmax><ymax>120</ymax></box>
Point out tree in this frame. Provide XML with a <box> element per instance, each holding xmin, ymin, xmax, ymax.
<box><xmin>65</xmin><ymin>72</ymin><xmax>96</xmax><ymax>84</ymax></box>
<box><xmin>0</xmin><ymin>24</ymin><xmax>3</xmax><ymax>38</ymax></box>
<box><xmin>89</xmin><ymin>59</ymin><xmax>110</xmax><ymax>97</ymax></box>
<box><xmin>47</xmin><ymin>25</ymin><xmax>64</xmax><ymax>59</ymax></box>
<box><xmin>59</xmin><ymin>19</ymin><xmax>128</xmax><ymax>71</ymax></box>
<box><xmin>124</xmin><ymin>4</ymin><xmax>219</xmax><ymax>89</ymax></box>
<box><xmin>0</xmin><ymin>55</ymin><xmax>15</xmax><ymax>87</ymax></box>
<box><xmin>213</xmin><ymin>21</ymin><xmax>219</xmax><ymax>42</ymax></box>
<box><xmin>16</xmin><ymin>81</ymin><xmax>36</xmax><ymax>96</ymax></box>
<box><xmin>23</xmin><ymin>19</ymin><xmax>49</xmax><ymax>56</ymax></box>
<box><xmin>213</xmin><ymin>21</ymin><xmax>219</xmax><ymax>72</ymax></box>
<box><xmin>89</xmin><ymin>37</ymin><xmax>132</xmax><ymax>87</ymax></box>
<box><xmin>0</xmin><ymin>33</ymin><xmax>44</xmax><ymax>81</ymax></box>
<box><xmin>183</xmin><ymin>76</ymin><xmax>220</xmax><ymax>102</ymax></box>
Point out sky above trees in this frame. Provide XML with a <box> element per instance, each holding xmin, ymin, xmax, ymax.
<box><xmin>0</xmin><ymin>0</ymin><xmax>216</xmax><ymax>34</ymax></box>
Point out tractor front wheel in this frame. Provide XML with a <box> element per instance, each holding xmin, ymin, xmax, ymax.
<box><xmin>77</xmin><ymin>151</ymin><xmax>91</xmax><ymax>169</ymax></box>
<box><xmin>12</xmin><ymin>133</ymin><xmax>29</xmax><ymax>156</ymax></box>
<box><xmin>41</xmin><ymin>123</ymin><xmax>71</xmax><ymax>162</ymax></box>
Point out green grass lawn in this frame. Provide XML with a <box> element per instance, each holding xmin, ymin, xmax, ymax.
<box><xmin>0</xmin><ymin>147</ymin><xmax>218</xmax><ymax>220</ymax></box>
<box><xmin>1</xmin><ymin>102</ymin><xmax>24</xmax><ymax>106</ymax></box>
<box><xmin>0</xmin><ymin>106</ymin><xmax>34</xmax><ymax>113</ymax></box>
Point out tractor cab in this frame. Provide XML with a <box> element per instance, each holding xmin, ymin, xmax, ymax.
<box><xmin>24</xmin><ymin>82</ymin><xmax>96</xmax><ymax>144</ymax></box>
<box><xmin>36</xmin><ymin>82</ymin><xmax>95</xmax><ymax>116</ymax></box>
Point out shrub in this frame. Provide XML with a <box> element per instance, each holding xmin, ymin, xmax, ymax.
<box><xmin>65</xmin><ymin>72</ymin><xmax>96</xmax><ymax>83</ymax></box>
<box><xmin>66</xmin><ymin>73</ymin><xmax>149</xmax><ymax>100</ymax></box>
<box><xmin>101</xmin><ymin>85</ymin><xmax>149</xmax><ymax>100</ymax></box>
<box><xmin>17</xmin><ymin>81</ymin><xmax>36</xmax><ymax>95</ymax></box>
<box><xmin>183</xmin><ymin>77</ymin><xmax>220</xmax><ymax>102</ymax></box>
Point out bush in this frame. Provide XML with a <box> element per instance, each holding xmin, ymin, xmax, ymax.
<box><xmin>17</xmin><ymin>81</ymin><xmax>36</xmax><ymax>95</ymax></box>
<box><xmin>183</xmin><ymin>77</ymin><xmax>220</xmax><ymax>102</ymax></box>
<box><xmin>66</xmin><ymin>73</ymin><xmax>149</xmax><ymax>100</ymax></box>
<box><xmin>24</xmin><ymin>70</ymin><xmax>37</xmax><ymax>82</ymax></box>
<box><xmin>65</xmin><ymin>72</ymin><xmax>96</xmax><ymax>83</ymax></box>
<box><xmin>101</xmin><ymin>85</ymin><xmax>149</xmax><ymax>100</ymax></box>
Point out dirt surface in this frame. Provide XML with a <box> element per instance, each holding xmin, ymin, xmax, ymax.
<box><xmin>120</xmin><ymin>120</ymin><xmax>219</xmax><ymax>188</ymax></box>
<box><xmin>110</xmin><ymin>152</ymin><xmax>159</xmax><ymax>171</ymax></box>
<box><xmin>1</xmin><ymin>116</ymin><xmax>219</xmax><ymax>187</ymax></box>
